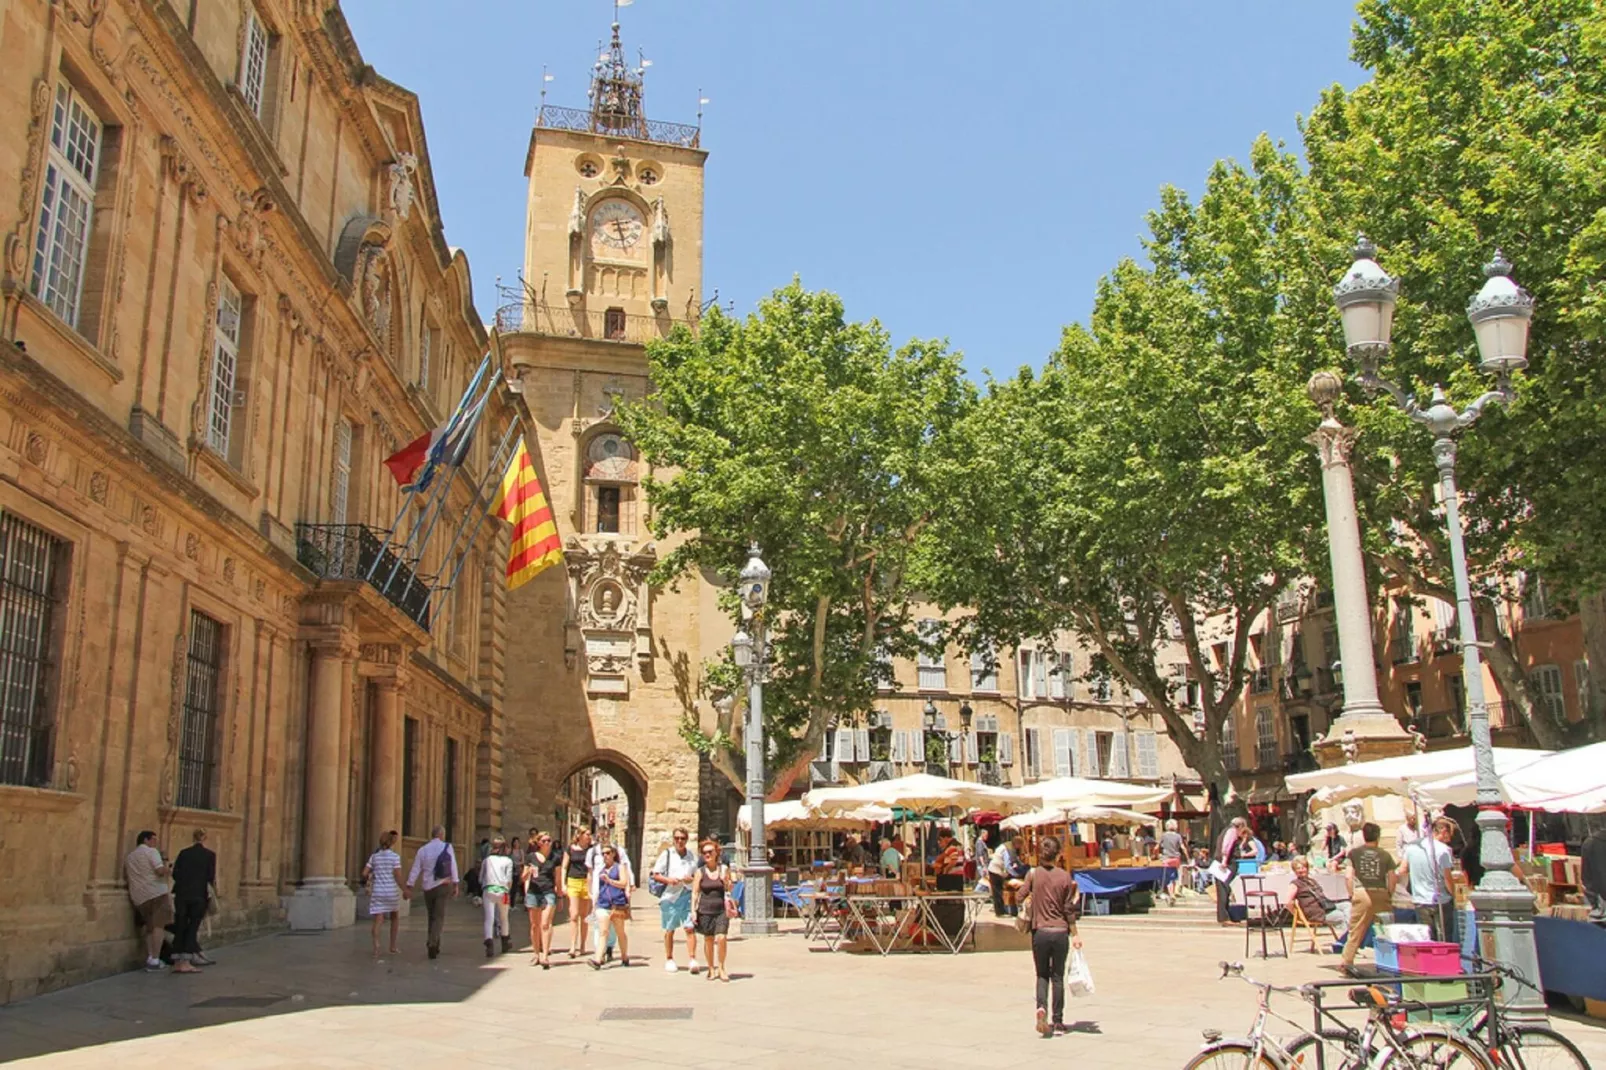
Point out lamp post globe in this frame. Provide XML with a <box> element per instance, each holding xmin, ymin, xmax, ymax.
<box><xmin>739</xmin><ymin>542</ymin><xmax>771</xmax><ymax>613</ymax></box>
<box><xmin>958</xmin><ymin>702</ymin><xmax>974</xmax><ymax>729</ymax></box>
<box><xmin>731</xmin><ymin>628</ymin><xmax>753</xmax><ymax>670</ymax></box>
<box><xmin>922</xmin><ymin>699</ymin><xmax>939</xmax><ymax>733</ymax></box>
<box><xmin>1333</xmin><ymin>233</ymin><xmax>1399</xmax><ymax>362</ymax></box>
<box><xmin>1466</xmin><ymin>250</ymin><xmax>1534</xmax><ymax>378</ymax></box>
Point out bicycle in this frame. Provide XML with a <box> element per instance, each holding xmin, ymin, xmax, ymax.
<box><xmin>1183</xmin><ymin>960</ymin><xmax>1495</xmax><ymax>1069</ymax></box>
<box><xmin>1443</xmin><ymin>956</ymin><xmax>1590</xmax><ymax>1070</ymax></box>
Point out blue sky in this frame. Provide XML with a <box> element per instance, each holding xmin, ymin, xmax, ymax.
<box><xmin>342</xmin><ymin>1</ymin><xmax>1365</xmax><ymax>378</ymax></box>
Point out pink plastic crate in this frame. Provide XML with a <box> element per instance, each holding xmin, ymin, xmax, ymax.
<box><xmin>1397</xmin><ymin>941</ymin><xmax>1462</xmax><ymax>977</ymax></box>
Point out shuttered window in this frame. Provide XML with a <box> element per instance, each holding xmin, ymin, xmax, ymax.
<box><xmin>917</xmin><ymin>619</ymin><xmax>946</xmax><ymax>691</ymax></box>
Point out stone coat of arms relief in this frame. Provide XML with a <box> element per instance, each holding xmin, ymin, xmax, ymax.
<box><xmin>563</xmin><ymin>535</ymin><xmax>656</xmax><ymax>694</ymax></box>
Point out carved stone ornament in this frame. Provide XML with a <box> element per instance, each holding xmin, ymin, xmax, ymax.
<box><xmin>569</xmin><ymin>187</ymin><xmax>586</xmax><ymax>238</ymax></box>
<box><xmin>184</xmin><ymin>533</ymin><xmax>200</xmax><ymax>560</ymax></box>
<box><xmin>140</xmin><ymin>503</ymin><xmax>158</xmax><ymax>535</ymax></box>
<box><xmin>89</xmin><ymin>470</ymin><xmax>109</xmax><ymax>504</ymax></box>
<box><xmin>5</xmin><ymin>80</ymin><xmax>53</xmax><ymax>279</ymax></box>
<box><xmin>651</xmin><ymin>197</ymin><xmax>670</xmax><ymax>246</ymax></box>
<box><xmin>386</xmin><ymin>153</ymin><xmax>418</xmax><ymax>220</ymax></box>
<box><xmin>223</xmin><ymin>557</ymin><xmax>236</xmax><ymax>584</ymax></box>
<box><xmin>357</xmin><ymin>243</ymin><xmax>394</xmax><ymax>350</ymax></box>
<box><xmin>563</xmin><ymin>535</ymin><xmax>657</xmax><ymax>682</ymax></box>
<box><xmin>61</xmin><ymin>746</ymin><xmax>81</xmax><ymax>792</ymax></box>
<box><xmin>24</xmin><ymin>433</ymin><xmax>46</xmax><ymax>466</ymax></box>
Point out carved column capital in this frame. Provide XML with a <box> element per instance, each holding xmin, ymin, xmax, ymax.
<box><xmin>1307</xmin><ymin>416</ymin><xmax>1360</xmax><ymax>469</ymax></box>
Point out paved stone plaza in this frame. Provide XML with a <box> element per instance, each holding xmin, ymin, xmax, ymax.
<box><xmin>2</xmin><ymin>897</ymin><xmax>1601</xmax><ymax>1069</ymax></box>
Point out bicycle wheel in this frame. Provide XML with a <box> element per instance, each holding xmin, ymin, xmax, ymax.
<box><xmin>1284</xmin><ymin>1027</ymin><xmax>1367</xmax><ymax>1069</ymax></box>
<box><xmin>1383</xmin><ymin>1024</ymin><xmax>1494</xmax><ymax>1069</ymax></box>
<box><xmin>1490</xmin><ymin>1025</ymin><xmax>1591</xmax><ymax>1070</ymax></box>
<box><xmin>1182</xmin><ymin>1042</ymin><xmax>1281</xmax><ymax>1069</ymax></box>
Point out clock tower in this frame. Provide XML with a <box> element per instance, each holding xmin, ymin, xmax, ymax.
<box><xmin>496</xmin><ymin>21</ymin><xmax>727</xmax><ymax>874</ymax></box>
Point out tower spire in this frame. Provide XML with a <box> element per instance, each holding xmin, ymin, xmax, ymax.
<box><xmin>587</xmin><ymin>16</ymin><xmax>647</xmax><ymax>138</ymax></box>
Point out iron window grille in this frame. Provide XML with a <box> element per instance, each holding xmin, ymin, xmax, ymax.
<box><xmin>178</xmin><ymin>611</ymin><xmax>224</xmax><ymax>809</ymax></box>
<box><xmin>0</xmin><ymin>514</ymin><xmax>66</xmax><ymax>787</ymax></box>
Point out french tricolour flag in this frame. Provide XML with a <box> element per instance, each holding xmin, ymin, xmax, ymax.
<box><xmin>382</xmin><ymin>426</ymin><xmax>445</xmax><ymax>488</ymax></box>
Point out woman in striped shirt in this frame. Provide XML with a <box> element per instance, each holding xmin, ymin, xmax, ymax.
<box><xmin>363</xmin><ymin>830</ymin><xmax>403</xmax><ymax>958</ymax></box>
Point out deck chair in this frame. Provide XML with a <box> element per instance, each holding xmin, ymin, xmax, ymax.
<box><xmin>1290</xmin><ymin>899</ymin><xmax>1339</xmax><ymax>954</ymax></box>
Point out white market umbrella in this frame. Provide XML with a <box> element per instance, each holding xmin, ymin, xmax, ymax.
<box><xmin>1004</xmin><ymin>776</ymin><xmax>1171</xmax><ymax>812</ymax></box>
<box><xmin>1002</xmin><ymin>804</ymin><xmax>1157</xmax><ymax>831</ymax></box>
<box><xmin>1284</xmin><ymin>745</ymin><xmax>1552</xmax><ymax>804</ymax></box>
<box><xmin>802</xmin><ymin>772</ymin><xmax>1028</xmax><ymax>816</ymax></box>
<box><xmin>1417</xmin><ymin>740</ymin><xmax>1606</xmax><ymax>814</ymax></box>
<box><xmin>737</xmin><ymin>800</ymin><xmax>893</xmax><ymax>831</ymax></box>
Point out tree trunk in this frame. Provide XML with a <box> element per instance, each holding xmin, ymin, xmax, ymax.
<box><xmin>1578</xmin><ymin>590</ymin><xmax>1606</xmax><ymax>737</ymax></box>
<box><xmin>1475</xmin><ymin>599</ymin><xmax>1568</xmax><ymax>750</ymax></box>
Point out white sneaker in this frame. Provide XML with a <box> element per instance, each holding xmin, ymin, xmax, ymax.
<box><xmin>688</xmin><ymin>958</ymin><xmax>701</xmax><ymax>974</ymax></box>
<box><xmin>144</xmin><ymin>957</ymin><xmax>165</xmax><ymax>972</ymax></box>
<box><xmin>664</xmin><ymin>959</ymin><xmax>678</xmax><ymax>973</ymax></box>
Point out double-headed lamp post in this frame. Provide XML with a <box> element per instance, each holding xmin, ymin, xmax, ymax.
<box><xmin>1330</xmin><ymin>236</ymin><xmax>1542</xmax><ymax>1019</ymax></box>
<box><xmin>921</xmin><ymin>699</ymin><xmax>973</xmax><ymax>776</ymax></box>
<box><xmin>731</xmin><ymin>543</ymin><xmax>777</xmax><ymax>936</ymax></box>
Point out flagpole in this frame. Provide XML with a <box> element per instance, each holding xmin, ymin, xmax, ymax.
<box><xmin>391</xmin><ymin>375</ymin><xmax>502</xmax><ymax>603</ymax></box>
<box><xmin>366</xmin><ymin>353</ymin><xmax>494</xmax><ymax>580</ymax></box>
<box><xmin>427</xmin><ymin>418</ymin><xmax>520</xmax><ymax>610</ymax></box>
<box><xmin>439</xmin><ymin>431</ymin><xmax>525</xmax><ymax>599</ymax></box>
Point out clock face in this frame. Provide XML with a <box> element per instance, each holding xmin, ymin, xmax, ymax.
<box><xmin>589</xmin><ymin>200</ymin><xmax>645</xmax><ymax>257</ymax></box>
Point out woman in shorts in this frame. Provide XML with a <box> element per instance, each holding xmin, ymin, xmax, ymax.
<box><xmin>524</xmin><ymin>832</ymin><xmax>562</xmax><ymax>969</ymax></box>
<box><xmin>690</xmin><ymin>838</ymin><xmax>733</xmax><ymax>983</ymax></box>
<box><xmin>563</xmin><ymin>829</ymin><xmax>593</xmax><ymax>959</ymax></box>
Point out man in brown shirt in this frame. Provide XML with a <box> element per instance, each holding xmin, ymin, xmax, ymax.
<box><xmin>1340</xmin><ymin>822</ymin><xmax>1397</xmax><ymax>974</ymax></box>
<box><xmin>1020</xmin><ymin>835</ymin><xmax>1083</xmax><ymax>1037</ymax></box>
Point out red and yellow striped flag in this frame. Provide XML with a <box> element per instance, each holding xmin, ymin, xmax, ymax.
<box><xmin>491</xmin><ymin>440</ymin><xmax>562</xmax><ymax>590</ymax></box>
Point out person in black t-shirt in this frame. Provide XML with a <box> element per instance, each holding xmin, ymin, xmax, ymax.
<box><xmin>171</xmin><ymin>829</ymin><xmax>218</xmax><ymax>967</ymax></box>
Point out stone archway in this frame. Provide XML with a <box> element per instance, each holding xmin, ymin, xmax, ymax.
<box><xmin>555</xmin><ymin>750</ymin><xmax>647</xmax><ymax>886</ymax></box>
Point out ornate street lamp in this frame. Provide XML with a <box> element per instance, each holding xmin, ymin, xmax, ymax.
<box><xmin>1331</xmin><ymin>239</ymin><xmax>1541</xmax><ymax>1018</ymax></box>
<box><xmin>733</xmin><ymin>543</ymin><xmax>776</xmax><ymax>936</ymax></box>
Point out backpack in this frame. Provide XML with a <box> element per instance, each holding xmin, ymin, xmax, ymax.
<box><xmin>432</xmin><ymin>842</ymin><xmax>454</xmax><ymax>881</ymax></box>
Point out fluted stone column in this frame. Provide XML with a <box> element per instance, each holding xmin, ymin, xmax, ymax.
<box><xmin>370</xmin><ymin>676</ymin><xmax>404</xmax><ymax>847</ymax></box>
<box><xmin>287</xmin><ymin>637</ymin><xmax>357</xmax><ymax>930</ymax></box>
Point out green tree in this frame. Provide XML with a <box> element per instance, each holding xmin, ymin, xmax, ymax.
<box><xmin>1301</xmin><ymin>0</ymin><xmax>1606</xmax><ymax>743</ymax></box>
<box><xmin>921</xmin><ymin>138</ymin><xmax>1331</xmax><ymax>811</ymax></box>
<box><xmin>615</xmin><ymin>282</ymin><xmax>974</xmax><ymax>790</ymax></box>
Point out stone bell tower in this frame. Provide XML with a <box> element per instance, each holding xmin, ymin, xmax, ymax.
<box><xmin>495</xmin><ymin>18</ymin><xmax>726</xmax><ymax>875</ymax></box>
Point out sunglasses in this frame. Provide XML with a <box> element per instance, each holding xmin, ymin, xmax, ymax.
<box><xmin>701</xmin><ymin>847</ymin><xmax>717</xmax><ymax>854</ymax></box>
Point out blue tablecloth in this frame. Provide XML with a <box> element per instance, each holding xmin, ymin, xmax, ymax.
<box><xmin>1534</xmin><ymin>914</ymin><xmax>1606</xmax><ymax>1000</ymax></box>
<box><xmin>1073</xmin><ymin>866</ymin><xmax>1170</xmax><ymax>897</ymax></box>
<box><xmin>729</xmin><ymin>880</ymin><xmax>821</xmax><ymax>914</ymax></box>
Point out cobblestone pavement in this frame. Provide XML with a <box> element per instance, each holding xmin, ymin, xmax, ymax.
<box><xmin>2</xmin><ymin>896</ymin><xmax>1601</xmax><ymax>1069</ymax></box>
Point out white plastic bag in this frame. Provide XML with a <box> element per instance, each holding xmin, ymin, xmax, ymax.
<box><xmin>1067</xmin><ymin>948</ymin><xmax>1095</xmax><ymax>997</ymax></box>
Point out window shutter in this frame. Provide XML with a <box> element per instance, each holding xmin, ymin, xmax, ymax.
<box><xmin>1018</xmin><ymin>650</ymin><xmax>1032</xmax><ymax>699</ymax></box>
<box><xmin>1067</xmin><ymin>727</ymin><xmax>1083</xmax><ymax>776</ymax></box>
<box><xmin>890</xmin><ymin>730</ymin><xmax>905</xmax><ymax>763</ymax></box>
<box><xmin>855</xmin><ymin>728</ymin><xmax>870</xmax><ymax>763</ymax></box>
<box><xmin>1137</xmin><ymin>731</ymin><xmax>1159</xmax><ymax>778</ymax></box>
<box><xmin>834</xmin><ymin>726</ymin><xmax>853</xmax><ymax>762</ymax></box>
<box><xmin>1052</xmin><ymin>729</ymin><xmax>1071</xmax><ymax>777</ymax></box>
<box><xmin>948</xmin><ymin>734</ymin><xmax>962</xmax><ymax>763</ymax></box>
<box><xmin>1086</xmin><ymin>732</ymin><xmax>1101</xmax><ymax>779</ymax></box>
<box><xmin>911</xmin><ymin>729</ymin><xmax>924</xmax><ymax>764</ymax></box>
<box><xmin>964</xmin><ymin>731</ymin><xmax>978</xmax><ymax>765</ymax></box>
<box><xmin>1111</xmin><ymin>731</ymin><xmax>1130</xmax><ymax>777</ymax></box>
<box><xmin>1049</xmin><ymin>651</ymin><xmax>1066</xmax><ymax>699</ymax></box>
<box><xmin>1025</xmin><ymin>727</ymin><xmax>1041</xmax><ymax>779</ymax></box>
<box><xmin>999</xmin><ymin>732</ymin><xmax>1014</xmax><ymax>765</ymax></box>
<box><xmin>1034</xmin><ymin>654</ymin><xmax>1049</xmax><ymax>698</ymax></box>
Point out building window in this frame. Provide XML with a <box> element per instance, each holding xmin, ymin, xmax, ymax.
<box><xmin>31</xmin><ymin>82</ymin><xmax>102</xmax><ymax>329</ymax></box>
<box><xmin>1255</xmin><ymin>705</ymin><xmax>1277</xmax><ymax>769</ymax></box>
<box><xmin>178</xmin><ymin>611</ymin><xmax>224</xmax><ymax>810</ymax></box>
<box><xmin>873</xmin><ymin>643</ymin><xmax>894</xmax><ymax>692</ymax></box>
<box><xmin>916</xmin><ymin>619</ymin><xmax>945</xmax><ymax>691</ymax></box>
<box><xmin>604</xmin><ymin>306</ymin><xmax>626</xmax><ymax>340</ymax></box>
<box><xmin>1220</xmin><ymin>712</ymin><xmax>1239</xmax><ymax>772</ymax></box>
<box><xmin>208</xmin><ymin>277</ymin><xmax>244</xmax><ymax>456</ymax></box>
<box><xmin>0</xmin><ymin>514</ymin><xmax>66</xmax><ymax>787</ymax></box>
<box><xmin>1522</xmin><ymin>573</ymin><xmax>1551</xmax><ymax>621</ymax></box>
<box><xmin>240</xmin><ymin>8</ymin><xmax>270</xmax><ymax>118</ymax></box>
<box><xmin>595</xmin><ymin>486</ymin><xmax>620</xmax><ymax>533</ymax></box>
<box><xmin>1529</xmin><ymin>664</ymin><xmax>1566</xmax><ymax>723</ymax></box>
<box><xmin>1446</xmin><ymin>673</ymin><xmax>1465</xmax><ymax>716</ymax></box>
<box><xmin>970</xmin><ymin>647</ymin><xmax>998</xmax><ymax>692</ymax></box>
<box><xmin>1024</xmin><ymin>727</ymin><xmax>1042</xmax><ymax>780</ymax></box>
<box><xmin>401</xmin><ymin>717</ymin><xmax>418</xmax><ymax>837</ymax></box>
<box><xmin>443</xmin><ymin>736</ymin><xmax>458</xmax><ymax>841</ymax></box>
<box><xmin>1048</xmin><ymin>651</ymin><xmax>1070</xmax><ymax>699</ymax></box>
<box><xmin>1094</xmin><ymin>731</ymin><xmax>1113</xmax><ymax>777</ymax></box>
<box><xmin>330</xmin><ymin>418</ymin><xmax>351</xmax><ymax>526</ymax></box>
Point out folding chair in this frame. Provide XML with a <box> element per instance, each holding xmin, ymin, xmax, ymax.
<box><xmin>1290</xmin><ymin>900</ymin><xmax>1339</xmax><ymax>954</ymax></box>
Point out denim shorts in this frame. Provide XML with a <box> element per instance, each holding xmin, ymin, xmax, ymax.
<box><xmin>659</xmin><ymin>893</ymin><xmax>692</xmax><ymax>930</ymax></box>
<box><xmin>525</xmin><ymin>891</ymin><xmax>557</xmax><ymax>909</ymax></box>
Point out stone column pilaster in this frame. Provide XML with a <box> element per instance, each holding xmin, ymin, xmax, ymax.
<box><xmin>287</xmin><ymin>633</ymin><xmax>358</xmax><ymax>930</ymax></box>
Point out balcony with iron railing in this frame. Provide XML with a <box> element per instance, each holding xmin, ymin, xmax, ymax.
<box><xmin>295</xmin><ymin>523</ymin><xmax>432</xmax><ymax>631</ymax></box>
<box><xmin>1249</xmin><ymin>667</ymin><xmax>1274</xmax><ymax>694</ymax></box>
<box><xmin>494</xmin><ymin>301</ymin><xmax>694</xmax><ymax>345</ymax></box>
<box><xmin>536</xmin><ymin>103</ymin><xmax>701</xmax><ymax>149</ymax></box>
<box><xmin>1429</xmin><ymin>628</ymin><xmax>1459</xmax><ymax>656</ymax></box>
<box><xmin>1389</xmin><ymin>633</ymin><xmax>1420</xmax><ymax>665</ymax></box>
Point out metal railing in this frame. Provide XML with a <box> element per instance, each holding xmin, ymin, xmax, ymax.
<box><xmin>1249</xmin><ymin>667</ymin><xmax>1273</xmax><ymax>694</ymax></box>
<box><xmin>1429</xmin><ymin>627</ymin><xmax>1458</xmax><ymax>655</ymax></box>
<box><xmin>1389</xmin><ymin>633</ymin><xmax>1420</xmax><ymax>664</ymax></box>
<box><xmin>295</xmin><ymin>523</ymin><xmax>432</xmax><ymax>631</ymax></box>
<box><xmin>536</xmin><ymin>104</ymin><xmax>701</xmax><ymax>149</ymax></box>
<box><xmin>494</xmin><ymin>302</ymin><xmax>693</xmax><ymax>344</ymax></box>
<box><xmin>1412</xmin><ymin>709</ymin><xmax>1463</xmax><ymax>739</ymax></box>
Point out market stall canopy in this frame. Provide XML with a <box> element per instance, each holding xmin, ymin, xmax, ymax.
<box><xmin>737</xmin><ymin>800</ymin><xmax>893</xmax><ymax>831</ymax></box>
<box><xmin>1003</xmin><ymin>776</ymin><xmax>1171</xmax><ymax>812</ymax></box>
<box><xmin>1416</xmin><ymin>740</ymin><xmax>1606</xmax><ymax>813</ymax></box>
<box><xmin>802</xmin><ymin>773</ymin><xmax>1027</xmax><ymax>816</ymax></box>
<box><xmin>1003</xmin><ymin>805</ymin><xmax>1157</xmax><ymax>830</ymax></box>
<box><xmin>1284</xmin><ymin>745</ymin><xmax>1552</xmax><ymax>804</ymax></box>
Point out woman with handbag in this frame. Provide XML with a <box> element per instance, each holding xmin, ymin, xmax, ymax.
<box><xmin>588</xmin><ymin>845</ymin><xmax>634</xmax><ymax>969</ymax></box>
<box><xmin>1019</xmin><ymin>835</ymin><xmax>1083</xmax><ymax>1038</ymax></box>
<box><xmin>690</xmin><ymin>838</ymin><xmax>735</xmax><ymax>982</ymax></box>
